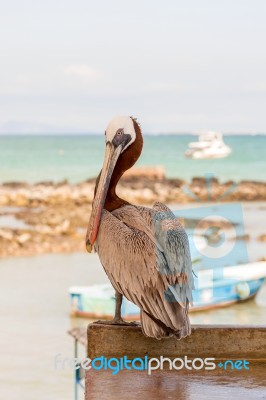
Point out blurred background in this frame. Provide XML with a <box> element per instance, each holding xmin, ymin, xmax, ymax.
<box><xmin>0</xmin><ymin>1</ymin><xmax>265</xmax><ymax>399</ymax></box>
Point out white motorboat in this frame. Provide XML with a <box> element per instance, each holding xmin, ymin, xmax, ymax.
<box><xmin>185</xmin><ymin>131</ymin><xmax>231</xmax><ymax>159</ymax></box>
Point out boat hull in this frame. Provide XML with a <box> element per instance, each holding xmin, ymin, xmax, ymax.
<box><xmin>69</xmin><ymin>276</ymin><xmax>265</xmax><ymax>321</ymax></box>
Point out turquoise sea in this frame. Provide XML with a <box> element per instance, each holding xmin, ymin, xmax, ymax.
<box><xmin>0</xmin><ymin>134</ymin><xmax>265</xmax><ymax>183</ymax></box>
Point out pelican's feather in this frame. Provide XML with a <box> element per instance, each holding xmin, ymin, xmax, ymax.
<box><xmin>94</xmin><ymin>203</ymin><xmax>194</xmax><ymax>339</ymax></box>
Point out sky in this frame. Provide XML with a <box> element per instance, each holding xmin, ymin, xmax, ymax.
<box><xmin>0</xmin><ymin>0</ymin><xmax>265</xmax><ymax>134</ymax></box>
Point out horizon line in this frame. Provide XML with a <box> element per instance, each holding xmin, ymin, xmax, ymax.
<box><xmin>0</xmin><ymin>131</ymin><xmax>266</xmax><ymax>136</ymax></box>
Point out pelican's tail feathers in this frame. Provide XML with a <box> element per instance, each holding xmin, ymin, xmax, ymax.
<box><xmin>140</xmin><ymin>310</ymin><xmax>171</xmax><ymax>340</ymax></box>
<box><xmin>140</xmin><ymin>307</ymin><xmax>191</xmax><ymax>340</ymax></box>
<box><xmin>174</xmin><ymin>312</ymin><xmax>191</xmax><ymax>340</ymax></box>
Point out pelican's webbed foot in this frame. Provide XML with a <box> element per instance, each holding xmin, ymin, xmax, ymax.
<box><xmin>93</xmin><ymin>318</ymin><xmax>139</xmax><ymax>326</ymax></box>
<box><xmin>93</xmin><ymin>291</ymin><xmax>139</xmax><ymax>326</ymax></box>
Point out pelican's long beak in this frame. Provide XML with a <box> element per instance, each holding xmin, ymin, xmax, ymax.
<box><xmin>86</xmin><ymin>141</ymin><xmax>122</xmax><ymax>252</ymax></box>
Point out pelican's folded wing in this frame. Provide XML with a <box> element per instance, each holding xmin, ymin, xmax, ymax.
<box><xmin>151</xmin><ymin>202</ymin><xmax>194</xmax><ymax>305</ymax></box>
<box><xmin>95</xmin><ymin>205</ymin><xmax>194</xmax><ymax>338</ymax></box>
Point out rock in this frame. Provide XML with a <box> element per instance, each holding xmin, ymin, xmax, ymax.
<box><xmin>234</xmin><ymin>234</ymin><xmax>250</xmax><ymax>241</ymax></box>
<box><xmin>2</xmin><ymin>182</ymin><xmax>28</xmax><ymax>188</ymax></box>
<box><xmin>0</xmin><ymin>195</ymin><xmax>10</xmax><ymax>206</ymax></box>
<box><xmin>258</xmin><ymin>234</ymin><xmax>266</xmax><ymax>242</ymax></box>
<box><xmin>122</xmin><ymin>166</ymin><xmax>165</xmax><ymax>181</ymax></box>
<box><xmin>35</xmin><ymin>225</ymin><xmax>53</xmax><ymax>234</ymax></box>
<box><xmin>0</xmin><ymin>229</ymin><xmax>13</xmax><ymax>241</ymax></box>
<box><xmin>17</xmin><ymin>233</ymin><xmax>31</xmax><ymax>244</ymax></box>
<box><xmin>55</xmin><ymin>220</ymin><xmax>71</xmax><ymax>234</ymax></box>
<box><xmin>14</xmin><ymin>194</ymin><xmax>28</xmax><ymax>207</ymax></box>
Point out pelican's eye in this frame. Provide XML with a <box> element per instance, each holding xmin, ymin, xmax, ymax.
<box><xmin>112</xmin><ymin>128</ymin><xmax>131</xmax><ymax>149</ymax></box>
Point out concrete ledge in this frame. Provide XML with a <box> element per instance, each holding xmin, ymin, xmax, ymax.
<box><xmin>87</xmin><ymin>323</ymin><xmax>266</xmax><ymax>360</ymax></box>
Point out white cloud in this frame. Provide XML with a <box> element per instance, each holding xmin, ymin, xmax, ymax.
<box><xmin>149</xmin><ymin>82</ymin><xmax>186</xmax><ymax>93</ymax></box>
<box><xmin>64</xmin><ymin>64</ymin><xmax>101</xmax><ymax>82</ymax></box>
<box><xmin>242</xmin><ymin>83</ymin><xmax>266</xmax><ymax>94</ymax></box>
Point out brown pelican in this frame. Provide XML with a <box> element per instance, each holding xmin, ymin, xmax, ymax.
<box><xmin>86</xmin><ymin>116</ymin><xmax>194</xmax><ymax>339</ymax></box>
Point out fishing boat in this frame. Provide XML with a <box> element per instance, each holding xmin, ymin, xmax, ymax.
<box><xmin>69</xmin><ymin>261</ymin><xmax>266</xmax><ymax>320</ymax></box>
<box><xmin>185</xmin><ymin>131</ymin><xmax>231</xmax><ymax>159</ymax></box>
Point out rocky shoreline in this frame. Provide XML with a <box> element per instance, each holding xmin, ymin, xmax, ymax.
<box><xmin>0</xmin><ymin>170</ymin><xmax>266</xmax><ymax>259</ymax></box>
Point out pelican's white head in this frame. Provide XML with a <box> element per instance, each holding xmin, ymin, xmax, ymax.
<box><xmin>105</xmin><ymin>116</ymin><xmax>136</xmax><ymax>152</ymax></box>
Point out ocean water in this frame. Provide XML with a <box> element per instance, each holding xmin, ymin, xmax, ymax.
<box><xmin>0</xmin><ymin>134</ymin><xmax>265</xmax><ymax>184</ymax></box>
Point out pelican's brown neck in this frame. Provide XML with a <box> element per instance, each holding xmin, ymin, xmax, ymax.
<box><xmin>104</xmin><ymin>118</ymin><xmax>143</xmax><ymax>212</ymax></box>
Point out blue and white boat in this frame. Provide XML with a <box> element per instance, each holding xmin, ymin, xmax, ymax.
<box><xmin>69</xmin><ymin>261</ymin><xmax>266</xmax><ymax>319</ymax></box>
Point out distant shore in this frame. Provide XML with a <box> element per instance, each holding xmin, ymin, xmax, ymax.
<box><xmin>0</xmin><ymin>169</ymin><xmax>266</xmax><ymax>259</ymax></box>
